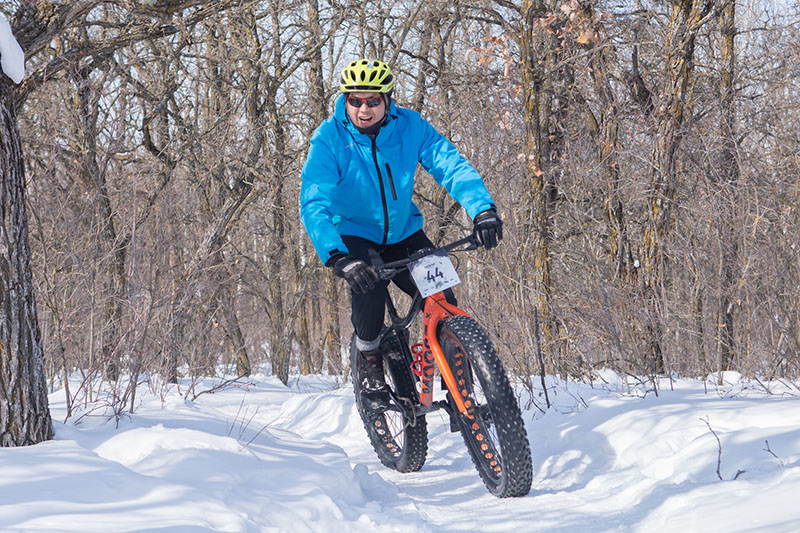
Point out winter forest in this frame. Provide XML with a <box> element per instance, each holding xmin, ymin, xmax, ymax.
<box><xmin>1</xmin><ymin>0</ymin><xmax>799</xmax><ymax>446</ymax></box>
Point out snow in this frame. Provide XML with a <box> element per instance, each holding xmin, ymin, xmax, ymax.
<box><xmin>0</xmin><ymin>13</ymin><xmax>25</xmax><ymax>84</ymax></box>
<box><xmin>1</xmin><ymin>370</ymin><xmax>800</xmax><ymax>532</ymax></box>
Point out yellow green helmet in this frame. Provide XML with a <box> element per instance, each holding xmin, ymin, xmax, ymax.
<box><xmin>339</xmin><ymin>59</ymin><xmax>395</xmax><ymax>93</ymax></box>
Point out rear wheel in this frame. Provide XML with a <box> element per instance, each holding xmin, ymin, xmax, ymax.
<box><xmin>438</xmin><ymin>315</ymin><xmax>532</xmax><ymax>497</ymax></box>
<box><xmin>351</xmin><ymin>335</ymin><xmax>428</xmax><ymax>472</ymax></box>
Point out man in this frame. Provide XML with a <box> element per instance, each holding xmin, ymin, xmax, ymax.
<box><xmin>300</xmin><ymin>59</ymin><xmax>502</xmax><ymax>410</ymax></box>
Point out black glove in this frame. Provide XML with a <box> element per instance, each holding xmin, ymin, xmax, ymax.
<box><xmin>332</xmin><ymin>255</ymin><xmax>380</xmax><ymax>294</ymax></box>
<box><xmin>472</xmin><ymin>209</ymin><xmax>503</xmax><ymax>250</ymax></box>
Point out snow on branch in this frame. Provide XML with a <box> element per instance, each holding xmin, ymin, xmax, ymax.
<box><xmin>0</xmin><ymin>13</ymin><xmax>25</xmax><ymax>84</ymax></box>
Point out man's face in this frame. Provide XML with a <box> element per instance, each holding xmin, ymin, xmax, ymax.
<box><xmin>345</xmin><ymin>92</ymin><xmax>386</xmax><ymax>129</ymax></box>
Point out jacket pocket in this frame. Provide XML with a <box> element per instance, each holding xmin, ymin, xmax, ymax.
<box><xmin>385</xmin><ymin>163</ymin><xmax>398</xmax><ymax>201</ymax></box>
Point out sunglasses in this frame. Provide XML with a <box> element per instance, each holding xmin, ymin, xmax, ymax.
<box><xmin>346</xmin><ymin>96</ymin><xmax>384</xmax><ymax>108</ymax></box>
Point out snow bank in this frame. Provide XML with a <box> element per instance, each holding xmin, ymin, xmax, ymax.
<box><xmin>1</xmin><ymin>372</ymin><xmax>799</xmax><ymax>532</ymax></box>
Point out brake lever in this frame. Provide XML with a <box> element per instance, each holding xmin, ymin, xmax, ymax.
<box><xmin>458</xmin><ymin>235</ymin><xmax>480</xmax><ymax>252</ymax></box>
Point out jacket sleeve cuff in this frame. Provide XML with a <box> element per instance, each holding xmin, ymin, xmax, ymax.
<box><xmin>470</xmin><ymin>203</ymin><xmax>496</xmax><ymax>220</ymax></box>
<box><xmin>325</xmin><ymin>250</ymin><xmax>347</xmax><ymax>268</ymax></box>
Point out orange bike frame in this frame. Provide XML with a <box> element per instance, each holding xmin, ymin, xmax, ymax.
<box><xmin>418</xmin><ymin>291</ymin><xmax>472</xmax><ymax>417</ymax></box>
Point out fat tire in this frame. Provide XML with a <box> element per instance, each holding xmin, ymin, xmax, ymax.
<box><xmin>439</xmin><ymin>315</ymin><xmax>532</xmax><ymax>497</ymax></box>
<box><xmin>351</xmin><ymin>335</ymin><xmax>428</xmax><ymax>472</ymax></box>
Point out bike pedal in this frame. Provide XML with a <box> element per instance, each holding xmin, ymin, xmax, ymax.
<box><xmin>361</xmin><ymin>395</ymin><xmax>390</xmax><ymax>414</ymax></box>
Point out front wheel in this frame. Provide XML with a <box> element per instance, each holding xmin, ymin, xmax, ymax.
<box><xmin>438</xmin><ymin>315</ymin><xmax>532</xmax><ymax>497</ymax></box>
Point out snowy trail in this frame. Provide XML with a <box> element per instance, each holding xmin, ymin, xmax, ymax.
<box><xmin>2</xmin><ymin>372</ymin><xmax>800</xmax><ymax>532</ymax></box>
<box><xmin>273</xmin><ymin>373</ymin><xmax>800</xmax><ymax>533</ymax></box>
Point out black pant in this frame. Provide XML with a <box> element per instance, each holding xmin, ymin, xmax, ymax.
<box><xmin>342</xmin><ymin>230</ymin><xmax>455</xmax><ymax>343</ymax></box>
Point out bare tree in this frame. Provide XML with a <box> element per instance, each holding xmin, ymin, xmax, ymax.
<box><xmin>714</xmin><ymin>0</ymin><xmax>739</xmax><ymax>376</ymax></box>
<box><xmin>0</xmin><ymin>1</ymin><xmax>112</xmax><ymax>446</ymax></box>
<box><xmin>0</xmin><ymin>70</ymin><xmax>53</xmax><ymax>445</ymax></box>
<box><xmin>302</xmin><ymin>0</ymin><xmax>340</xmax><ymax>375</ymax></box>
<box><xmin>3</xmin><ymin>1</ymin><xmax>252</xmax><ymax>445</ymax></box>
<box><xmin>627</xmin><ymin>0</ymin><xmax>715</xmax><ymax>374</ymax></box>
<box><xmin>7</xmin><ymin>0</ymin><xmax>800</xmax><ymax>426</ymax></box>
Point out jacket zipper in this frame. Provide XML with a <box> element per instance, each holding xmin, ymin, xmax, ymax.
<box><xmin>370</xmin><ymin>136</ymin><xmax>390</xmax><ymax>245</ymax></box>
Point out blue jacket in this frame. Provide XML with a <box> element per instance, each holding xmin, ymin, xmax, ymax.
<box><xmin>300</xmin><ymin>94</ymin><xmax>496</xmax><ymax>265</ymax></box>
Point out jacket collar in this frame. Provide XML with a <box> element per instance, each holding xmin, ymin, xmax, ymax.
<box><xmin>334</xmin><ymin>94</ymin><xmax>398</xmax><ymax>143</ymax></box>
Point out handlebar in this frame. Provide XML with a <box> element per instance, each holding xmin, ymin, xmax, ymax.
<box><xmin>373</xmin><ymin>234</ymin><xmax>480</xmax><ymax>280</ymax></box>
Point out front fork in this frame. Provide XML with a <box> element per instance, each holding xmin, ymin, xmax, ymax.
<box><xmin>414</xmin><ymin>291</ymin><xmax>473</xmax><ymax>418</ymax></box>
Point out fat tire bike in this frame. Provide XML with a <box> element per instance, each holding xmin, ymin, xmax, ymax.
<box><xmin>350</xmin><ymin>235</ymin><xmax>532</xmax><ymax>497</ymax></box>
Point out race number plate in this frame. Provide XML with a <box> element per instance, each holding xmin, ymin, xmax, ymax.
<box><xmin>409</xmin><ymin>252</ymin><xmax>461</xmax><ymax>298</ymax></box>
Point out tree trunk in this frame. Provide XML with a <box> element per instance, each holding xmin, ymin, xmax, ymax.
<box><xmin>583</xmin><ymin>6</ymin><xmax>633</xmax><ymax>283</ymax></box>
<box><xmin>519</xmin><ymin>0</ymin><xmax>561</xmax><ymax>371</ymax></box>
<box><xmin>410</xmin><ymin>9</ymin><xmax>436</xmax><ymax>113</ymax></box>
<box><xmin>306</xmin><ymin>0</ymin><xmax>342</xmax><ymax>374</ymax></box>
<box><xmin>0</xmin><ymin>0</ymin><xmax>110</xmax><ymax>449</ymax></box>
<box><xmin>267</xmin><ymin>154</ymin><xmax>289</xmax><ymax>383</ymax></box>
<box><xmin>0</xmin><ymin>89</ymin><xmax>54</xmax><ymax>446</ymax></box>
<box><xmin>220</xmin><ymin>283</ymin><xmax>251</xmax><ymax>377</ymax></box>
<box><xmin>637</xmin><ymin>0</ymin><xmax>713</xmax><ymax>374</ymax></box>
<box><xmin>716</xmin><ymin>0</ymin><xmax>738</xmax><ymax>375</ymax></box>
<box><xmin>74</xmin><ymin>65</ymin><xmax>126</xmax><ymax>381</ymax></box>
<box><xmin>259</xmin><ymin>5</ymin><xmax>291</xmax><ymax>385</ymax></box>
<box><xmin>266</xmin><ymin>95</ymin><xmax>289</xmax><ymax>383</ymax></box>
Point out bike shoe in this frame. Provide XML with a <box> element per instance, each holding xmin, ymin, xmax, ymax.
<box><xmin>358</xmin><ymin>348</ymin><xmax>391</xmax><ymax>412</ymax></box>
